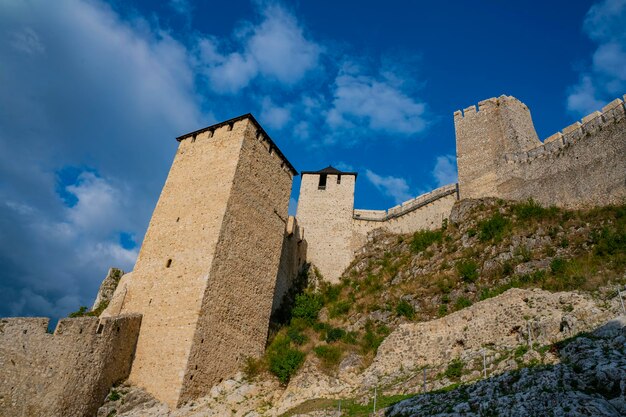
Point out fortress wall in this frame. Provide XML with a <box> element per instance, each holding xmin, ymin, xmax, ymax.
<box><xmin>454</xmin><ymin>96</ymin><xmax>541</xmax><ymax>200</ymax></box>
<box><xmin>112</xmin><ymin>120</ymin><xmax>250</xmax><ymax>407</ymax></box>
<box><xmin>296</xmin><ymin>174</ymin><xmax>357</xmax><ymax>283</ymax></box>
<box><xmin>351</xmin><ymin>184</ymin><xmax>458</xmax><ymax>254</ymax></box>
<box><xmin>455</xmin><ymin>95</ymin><xmax>626</xmax><ymax>208</ymax></box>
<box><xmin>0</xmin><ymin>314</ymin><xmax>141</xmax><ymax>417</ymax></box>
<box><xmin>272</xmin><ymin>217</ymin><xmax>307</xmax><ymax>315</ymax></box>
<box><xmin>178</xmin><ymin>120</ymin><xmax>294</xmax><ymax>404</ymax></box>
<box><xmin>499</xmin><ymin>97</ymin><xmax>626</xmax><ymax>208</ymax></box>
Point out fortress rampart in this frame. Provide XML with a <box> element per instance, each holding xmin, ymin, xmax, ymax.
<box><xmin>296</xmin><ymin>168</ymin><xmax>458</xmax><ymax>283</ymax></box>
<box><xmin>0</xmin><ymin>314</ymin><xmax>141</xmax><ymax>417</ymax></box>
<box><xmin>455</xmin><ymin>95</ymin><xmax>626</xmax><ymax>207</ymax></box>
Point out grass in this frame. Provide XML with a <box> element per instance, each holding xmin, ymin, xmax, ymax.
<box><xmin>478</xmin><ymin>212</ymin><xmax>511</xmax><ymax>242</ymax></box>
<box><xmin>456</xmin><ymin>259</ymin><xmax>479</xmax><ymax>282</ymax></box>
<box><xmin>279</xmin><ymin>394</ymin><xmax>414</xmax><ymax>417</ymax></box>
<box><xmin>410</xmin><ymin>229</ymin><xmax>443</xmax><ymax>253</ymax></box>
<box><xmin>260</xmin><ymin>199</ymin><xmax>626</xmax><ymax>386</ymax></box>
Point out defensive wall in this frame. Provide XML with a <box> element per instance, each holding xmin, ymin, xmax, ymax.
<box><xmin>101</xmin><ymin>114</ymin><xmax>298</xmax><ymax>407</ymax></box>
<box><xmin>455</xmin><ymin>94</ymin><xmax>626</xmax><ymax>207</ymax></box>
<box><xmin>272</xmin><ymin>216</ymin><xmax>308</xmax><ymax>315</ymax></box>
<box><xmin>296</xmin><ymin>167</ymin><xmax>458</xmax><ymax>283</ymax></box>
<box><xmin>0</xmin><ymin>314</ymin><xmax>141</xmax><ymax>417</ymax></box>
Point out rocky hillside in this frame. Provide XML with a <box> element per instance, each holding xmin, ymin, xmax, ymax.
<box><xmin>98</xmin><ymin>198</ymin><xmax>626</xmax><ymax>416</ymax></box>
<box><xmin>387</xmin><ymin>317</ymin><xmax>626</xmax><ymax>417</ymax></box>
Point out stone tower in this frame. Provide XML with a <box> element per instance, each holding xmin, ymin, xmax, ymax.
<box><xmin>454</xmin><ymin>95</ymin><xmax>541</xmax><ymax>199</ymax></box>
<box><xmin>103</xmin><ymin>115</ymin><xmax>297</xmax><ymax>407</ymax></box>
<box><xmin>296</xmin><ymin>166</ymin><xmax>357</xmax><ymax>283</ymax></box>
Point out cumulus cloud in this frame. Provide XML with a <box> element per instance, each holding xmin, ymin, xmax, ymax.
<box><xmin>198</xmin><ymin>3</ymin><xmax>322</xmax><ymax>93</ymax></box>
<box><xmin>365</xmin><ymin>170</ymin><xmax>412</xmax><ymax>204</ymax></box>
<box><xmin>259</xmin><ymin>97</ymin><xmax>292</xmax><ymax>129</ymax></box>
<box><xmin>432</xmin><ymin>155</ymin><xmax>458</xmax><ymax>187</ymax></box>
<box><xmin>326</xmin><ymin>64</ymin><xmax>428</xmax><ymax>137</ymax></box>
<box><xmin>567</xmin><ymin>0</ymin><xmax>626</xmax><ymax>114</ymax></box>
<box><xmin>0</xmin><ymin>0</ymin><xmax>206</xmax><ymax>319</ymax></box>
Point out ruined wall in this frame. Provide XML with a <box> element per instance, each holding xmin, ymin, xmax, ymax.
<box><xmin>0</xmin><ymin>314</ymin><xmax>141</xmax><ymax>417</ymax></box>
<box><xmin>296</xmin><ymin>173</ymin><xmax>357</xmax><ymax>283</ymax></box>
<box><xmin>178</xmin><ymin>120</ymin><xmax>294</xmax><ymax>404</ymax></box>
<box><xmin>103</xmin><ymin>115</ymin><xmax>296</xmax><ymax>407</ymax></box>
<box><xmin>272</xmin><ymin>216</ymin><xmax>307</xmax><ymax>315</ymax></box>
<box><xmin>455</xmin><ymin>95</ymin><xmax>626</xmax><ymax>207</ymax></box>
<box><xmin>352</xmin><ymin>184</ymin><xmax>458</xmax><ymax>254</ymax></box>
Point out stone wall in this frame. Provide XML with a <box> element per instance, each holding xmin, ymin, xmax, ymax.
<box><xmin>455</xmin><ymin>95</ymin><xmax>626</xmax><ymax>207</ymax></box>
<box><xmin>352</xmin><ymin>184</ymin><xmax>458</xmax><ymax>238</ymax></box>
<box><xmin>0</xmin><ymin>314</ymin><xmax>141</xmax><ymax>417</ymax></box>
<box><xmin>102</xmin><ymin>115</ymin><xmax>295</xmax><ymax>407</ymax></box>
<box><xmin>297</xmin><ymin>178</ymin><xmax>458</xmax><ymax>283</ymax></box>
<box><xmin>296</xmin><ymin>173</ymin><xmax>357</xmax><ymax>283</ymax></box>
<box><xmin>272</xmin><ymin>216</ymin><xmax>307</xmax><ymax>315</ymax></box>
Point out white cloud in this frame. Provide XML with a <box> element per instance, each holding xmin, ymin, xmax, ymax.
<box><xmin>365</xmin><ymin>169</ymin><xmax>412</xmax><ymax>204</ymax></box>
<box><xmin>199</xmin><ymin>3</ymin><xmax>322</xmax><ymax>94</ymax></box>
<box><xmin>326</xmin><ymin>65</ymin><xmax>428</xmax><ymax>137</ymax></box>
<box><xmin>432</xmin><ymin>155</ymin><xmax>458</xmax><ymax>187</ymax></box>
<box><xmin>10</xmin><ymin>27</ymin><xmax>45</xmax><ymax>55</ymax></box>
<box><xmin>567</xmin><ymin>0</ymin><xmax>626</xmax><ymax>114</ymax></box>
<box><xmin>259</xmin><ymin>97</ymin><xmax>291</xmax><ymax>129</ymax></box>
<box><xmin>0</xmin><ymin>0</ymin><xmax>206</xmax><ymax>319</ymax></box>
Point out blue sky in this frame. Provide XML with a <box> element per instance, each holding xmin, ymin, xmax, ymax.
<box><xmin>0</xmin><ymin>0</ymin><xmax>624</xmax><ymax>320</ymax></box>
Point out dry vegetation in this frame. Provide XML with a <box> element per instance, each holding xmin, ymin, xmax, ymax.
<box><xmin>249</xmin><ymin>198</ymin><xmax>626</xmax><ymax>384</ymax></box>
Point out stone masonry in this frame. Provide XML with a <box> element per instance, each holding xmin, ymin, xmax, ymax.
<box><xmin>455</xmin><ymin>94</ymin><xmax>626</xmax><ymax>207</ymax></box>
<box><xmin>0</xmin><ymin>314</ymin><xmax>141</xmax><ymax>417</ymax></box>
<box><xmin>296</xmin><ymin>168</ymin><xmax>458</xmax><ymax>283</ymax></box>
<box><xmin>101</xmin><ymin>115</ymin><xmax>297</xmax><ymax>408</ymax></box>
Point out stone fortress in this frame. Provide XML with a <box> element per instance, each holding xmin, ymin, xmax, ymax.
<box><xmin>1</xmin><ymin>94</ymin><xmax>624</xmax><ymax>416</ymax></box>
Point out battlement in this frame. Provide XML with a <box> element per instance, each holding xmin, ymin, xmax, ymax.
<box><xmin>176</xmin><ymin>114</ymin><xmax>298</xmax><ymax>177</ymax></box>
<box><xmin>453</xmin><ymin>95</ymin><xmax>529</xmax><ymax>120</ymax></box>
<box><xmin>504</xmin><ymin>95</ymin><xmax>626</xmax><ymax>164</ymax></box>
<box><xmin>0</xmin><ymin>314</ymin><xmax>141</xmax><ymax>417</ymax></box>
<box><xmin>353</xmin><ymin>183</ymin><xmax>458</xmax><ymax>222</ymax></box>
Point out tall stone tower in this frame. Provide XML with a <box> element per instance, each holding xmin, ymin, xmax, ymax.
<box><xmin>454</xmin><ymin>95</ymin><xmax>541</xmax><ymax>199</ymax></box>
<box><xmin>296</xmin><ymin>166</ymin><xmax>357</xmax><ymax>283</ymax></box>
<box><xmin>104</xmin><ymin>115</ymin><xmax>297</xmax><ymax>407</ymax></box>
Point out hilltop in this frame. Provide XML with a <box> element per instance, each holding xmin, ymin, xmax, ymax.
<box><xmin>97</xmin><ymin>198</ymin><xmax>626</xmax><ymax>416</ymax></box>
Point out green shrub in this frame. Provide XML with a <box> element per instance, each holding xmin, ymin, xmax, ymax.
<box><xmin>466</xmin><ymin>228</ymin><xmax>477</xmax><ymax>238</ymax></box>
<box><xmin>313</xmin><ymin>345</ymin><xmax>343</xmax><ymax>369</ymax></box>
<box><xmin>321</xmin><ymin>283</ymin><xmax>341</xmax><ymax>303</ymax></box>
<box><xmin>502</xmin><ymin>261</ymin><xmax>514</xmax><ymax>276</ymax></box>
<box><xmin>593</xmin><ymin>226</ymin><xmax>626</xmax><ymax>256</ymax></box>
<box><xmin>287</xmin><ymin>326</ymin><xmax>308</xmax><ymax>345</ymax></box>
<box><xmin>550</xmin><ymin>257</ymin><xmax>567</xmax><ymax>275</ymax></box>
<box><xmin>478</xmin><ymin>213</ymin><xmax>511</xmax><ymax>242</ymax></box>
<box><xmin>456</xmin><ymin>259</ymin><xmax>479</xmax><ymax>283</ymax></box>
<box><xmin>68</xmin><ymin>306</ymin><xmax>88</xmax><ymax>318</ymax></box>
<box><xmin>454</xmin><ymin>297</ymin><xmax>472</xmax><ymax>310</ymax></box>
<box><xmin>243</xmin><ymin>356</ymin><xmax>263</xmax><ymax>379</ymax></box>
<box><xmin>291</xmin><ymin>293</ymin><xmax>323</xmax><ymax>323</ymax></box>
<box><xmin>515</xmin><ymin>245</ymin><xmax>532</xmax><ymax>262</ymax></box>
<box><xmin>267</xmin><ymin>335</ymin><xmax>305</xmax><ymax>384</ymax></box>
<box><xmin>329</xmin><ymin>300</ymin><xmax>351</xmax><ymax>318</ymax></box>
<box><xmin>444</xmin><ymin>359</ymin><xmax>464</xmax><ymax>379</ymax></box>
<box><xmin>107</xmin><ymin>389</ymin><xmax>121</xmax><ymax>402</ymax></box>
<box><xmin>410</xmin><ymin>229</ymin><xmax>443</xmax><ymax>253</ymax></box>
<box><xmin>512</xmin><ymin>199</ymin><xmax>558</xmax><ymax>221</ymax></box>
<box><xmin>514</xmin><ymin>345</ymin><xmax>529</xmax><ymax>358</ymax></box>
<box><xmin>395</xmin><ymin>300</ymin><xmax>415</xmax><ymax>319</ymax></box>
<box><xmin>325</xmin><ymin>327</ymin><xmax>346</xmax><ymax>343</ymax></box>
<box><xmin>438</xmin><ymin>304</ymin><xmax>448</xmax><ymax>317</ymax></box>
